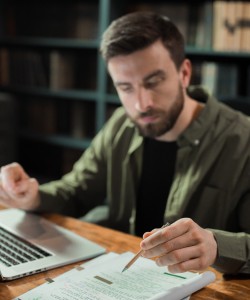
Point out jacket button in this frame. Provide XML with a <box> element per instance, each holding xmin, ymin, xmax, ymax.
<box><xmin>193</xmin><ymin>139</ymin><xmax>200</xmax><ymax>146</ymax></box>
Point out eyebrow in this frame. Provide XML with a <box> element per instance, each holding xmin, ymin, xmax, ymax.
<box><xmin>143</xmin><ymin>70</ymin><xmax>165</xmax><ymax>82</ymax></box>
<box><xmin>114</xmin><ymin>81</ymin><xmax>130</xmax><ymax>87</ymax></box>
<box><xmin>114</xmin><ymin>70</ymin><xmax>165</xmax><ymax>87</ymax></box>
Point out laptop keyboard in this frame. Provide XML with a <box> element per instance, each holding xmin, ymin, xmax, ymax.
<box><xmin>0</xmin><ymin>226</ymin><xmax>52</xmax><ymax>267</ymax></box>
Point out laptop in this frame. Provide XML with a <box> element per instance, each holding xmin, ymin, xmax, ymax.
<box><xmin>0</xmin><ymin>208</ymin><xmax>106</xmax><ymax>281</ymax></box>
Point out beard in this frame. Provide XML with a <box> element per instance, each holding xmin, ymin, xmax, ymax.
<box><xmin>131</xmin><ymin>84</ymin><xmax>184</xmax><ymax>138</ymax></box>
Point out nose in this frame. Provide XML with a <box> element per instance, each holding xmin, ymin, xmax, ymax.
<box><xmin>135</xmin><ymin>87</ymin><xmax>153</xmax><ymax>113</ymax></box>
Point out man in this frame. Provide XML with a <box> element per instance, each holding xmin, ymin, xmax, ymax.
<box><xmin>0</xmin><ymin>12</ymin><xmax>250</xmax><ymax>275</ymax></box>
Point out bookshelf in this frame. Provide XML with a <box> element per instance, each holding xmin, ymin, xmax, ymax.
<box><xmin>0</xmin><ymin>0</ymin><xmax>249</xmax><ymax>181</ymax></box>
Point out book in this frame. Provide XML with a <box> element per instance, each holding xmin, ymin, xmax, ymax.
<box><xmin>50</xmin><ymin>51</ymin><xmax>75</xmax><ymax>90</ymax></box>
<box><xmin>186</xmin><ymin>5</ymin><xmax>200</xmax><ymax>47</ymax></box>
<box><xmin>15</xmin><ymin>252</ymin><xmax>216</xmax><ymax>300</ymax></box>
<box><xmin>69</xmin><ymin>3</ymin><xmax>98</xmax><ymax>40</ymax></box>
<box><xmin>241</xmin><ymin>2</ymin><xmax>250</xmax><ymax>51</ymax></box>
<box><xmin>224</xmin><ymin>1</ymin><xmax>243</xmax><ymax>51</ymax></box>
<box><xmin>8</xmin><ymin>50</ymin><xmax>48</xmax><ymax>87</ymax></box>
<box><xmin>201</xmin><ymin>62</ymin><xmax>238</xmax><ymax>99</ymax></box>
<box><xmin>70</xmin><ymin>102</ymin><xmax>88</xmax><ymax>139</ymax></box>
<box><xmin>233</xmin><ymin>2</ymin><xmax>244</xmax><ymax>51</ymax></box>
<box><xmin>201</xmin><ymin>62</ymin><xmax>218</xmax><ymax>96</ymax></box>
<box><xmin>195</xmin><ymin>2</ymin><xmax>213</xmax><ymax>49</ymax></box>
<box><xmin>70</xmin><ymin>101</ymin><xmax>95</xmax><ymax>139</ymax></box>
<box><xmin>216</xmin><ymin>64</ymin><xmax>238</xmax><ymax>99</ymax></box>
<box><xmin>213</xmin><ymin>1</ymin><xmax>248</xmax><ymax>51</ymax></box>
<box><xmin>213</xmin><ymin>1</ymin><xmax>228</xmax><ymax>51</ymax></box>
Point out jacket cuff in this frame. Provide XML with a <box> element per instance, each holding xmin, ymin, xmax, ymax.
<box><xmin>209</xmin><ymin>229</ymin><xmax>247</xmax><ymax>274</ymax></box>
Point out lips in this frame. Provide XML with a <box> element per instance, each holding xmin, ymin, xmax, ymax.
<box><xmin>142</xmin><ymin>116</ymin><xmax>155</xmax><ymax>123</ymax></box>
<box><xmin>139</xmin><ymin>114</ymin><xmax>158</xmax><ymax>124</ymax></box>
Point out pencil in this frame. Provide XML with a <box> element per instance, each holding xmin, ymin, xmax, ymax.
<box><xmin>121</xmin><ymin>249</ymin><xmax>143</xmax><ymax>272</ymax></box>
<box><xmin>121</xmin><ymin>222</ymin><xmax>170</xmax><ymax>273</ymax></box>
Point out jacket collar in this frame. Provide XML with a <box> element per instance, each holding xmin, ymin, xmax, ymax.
<box><xmin>177</xmin><ymin>94</ymin><xmax>221</xmax><ymax>147</ymax></box>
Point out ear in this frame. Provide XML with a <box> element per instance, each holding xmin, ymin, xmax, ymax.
<box><xmin>179</xmin><ymin>59</ymin><xmax>192</xmax><ymax>89</ymax></box>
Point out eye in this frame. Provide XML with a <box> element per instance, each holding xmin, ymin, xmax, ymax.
<box><xmin>117</xmin><ymin>84</ymin><xmax>134</xmax><ymax>93</ymax></box>
<box><xmin>145</xmin><ymin>80</ymin><xmax>159</xmax><ymax>89</ymax></box>
<box><xmin>145</xmin><ymin>75</ymin><xmax>165</xmax><ymax>89</ymax></box>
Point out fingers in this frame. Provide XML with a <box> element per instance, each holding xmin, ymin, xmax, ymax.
<box><xmin>1</xmin><ymin>162</ymin><xmax>28</xmax><ymax>194</ymax></box>
<box><xmin>0</xmin><ymin>163</ymin><xmax>40</xmax><ymax>210</ymax></box>
<box><xmin>156</xmin><ymin>245</ymin><xmax>198</xmax><ymax>267</ymax></box>
<box><xmin>143</xmin><ymin>228</ymin><xmax>197</xmax><ymax>259</ymax></box>
<box><xmin>0</xmin><ymin>184</ymin><xmax>12</xmax><ymax>207</ymax></box>
<box><xmin>141</xmin><ymin>219</ymin><xmax>190</xmax><ymax>252</ymax></box>
<box><xmin>0</xmin><ymin>182</ymin><xmax>23</xmax><ymax>208</ymax></box>
<box><xmin>12</xmin><ymin>177</ymin><xmax>32</xmax><ymax>195</ymax></box>
<box><xmin>167</xmin><ymin>257</ymin><xmax>205</xmax><ymax>274</ymax></box>
<box><xmin>19</xmin><ymin>178</ymin><xmax>40</xmax><ymax>210</ymax></box>
<box><xmin>141</xmin><ymin>218</ymin><xmax>218</xmax><ymax>273</ymax></box>
<box><xmin>156</xmin><ymin>243</ymin><xmax>208</xmax><ymax>272</ymax></box>
<box><xmin>142</xmin><ymin>229</ymin><xmax>158</xmax><ymax>239</ymax></box>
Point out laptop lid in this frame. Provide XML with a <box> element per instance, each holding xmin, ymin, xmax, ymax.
<box><xmin>0</xmin><ymin>208</ymin><xmax>106</xmax><ymax>281</ymax></box>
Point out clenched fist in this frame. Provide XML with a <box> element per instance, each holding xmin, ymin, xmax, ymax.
<box><xmin>0</xmin><ymin>162</ymin><xmax>40</xmax><ymax>210</ymax></box>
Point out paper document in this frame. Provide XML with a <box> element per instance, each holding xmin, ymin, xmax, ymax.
<box><xmin>15</xmin><ymin>252</ymin><xmax>215</xmax><ymax>300</ymax></box>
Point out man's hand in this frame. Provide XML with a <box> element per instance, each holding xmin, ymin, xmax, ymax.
<box><xmin>140</xmin><ymin>218</ymin><xmax>217</xmax><ymax>273</ymax></box>
<box><xmin>0</xmin><ymin>162</ymin><xmax>40</xmax><ymax>210</ymax></box>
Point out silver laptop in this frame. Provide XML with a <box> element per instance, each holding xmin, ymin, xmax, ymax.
<box><xmin>0</xmin><ymin>208</ymin><xmax>106</xmax><ymax>281</ymax></box>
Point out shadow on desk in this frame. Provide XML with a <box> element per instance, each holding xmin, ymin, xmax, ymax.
<box><xmin>223</xmin><ymin>273</ymin><xmax>250</xmax><ymax>280</ymax></box>
<box><xmin>0</xmin><ymin>285</ymin><xmax>12</xmax><ymax>299</ymax></box>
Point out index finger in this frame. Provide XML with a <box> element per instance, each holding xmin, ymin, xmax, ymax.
<box><xmin>141</xmin><ymin>220</ymin><xmax>189</xmax><ymax>250</ymax></box>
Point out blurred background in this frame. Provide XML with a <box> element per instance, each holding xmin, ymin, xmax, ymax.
<box><xmin>0</xmin><ymin>0</ymin><xmax>249</xmax><ymax>182</ymax></box>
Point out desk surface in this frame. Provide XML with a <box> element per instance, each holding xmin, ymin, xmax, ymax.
<box><xmin>0</xmin><ymin>211</ymin><xmax>249</xmax><ymax>300</ymax></box>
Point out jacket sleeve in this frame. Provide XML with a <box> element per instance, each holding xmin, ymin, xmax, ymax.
<box><xmin>211</xmin><ymin>230</ymin><xmax>250</xmax><ymax>274</ymax></box>
<box><xmin>210</xmin><ymin>193</ymin><xmax>250</xmax><ymax>274</ymax></box>
<box><xmin>36</xmin><ymin>132</ymin><xmax>108</xmax><ymax>217</ymax></box>
<box><xmin>35</xmin><ymin>108</ymin><xmax>127</xmax><ymax>217</ymax></box>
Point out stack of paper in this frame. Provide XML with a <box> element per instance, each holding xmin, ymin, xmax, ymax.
<box><xmin>15</xmin><ymin>252</ymin><xmax>216</xmax><ymax>300</ymax></box>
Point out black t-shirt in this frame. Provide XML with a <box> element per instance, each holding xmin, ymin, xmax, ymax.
<box><xmin>135</xmin><ymin>138</ymin><xmax>178</xmax><ymax>237</ymax></box>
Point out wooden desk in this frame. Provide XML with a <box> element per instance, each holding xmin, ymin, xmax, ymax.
<box><xmin>0</xmin><ymin>212</ymin><xmax>250</xmax><ymax>300</ymax></box>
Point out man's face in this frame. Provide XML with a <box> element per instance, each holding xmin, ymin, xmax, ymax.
<box><xmin>108</xmin><ymin>40</ymin><xmax>190</xmax><ymax>138</ymax></box>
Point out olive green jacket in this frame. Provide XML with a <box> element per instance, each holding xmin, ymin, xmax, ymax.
<box><xmin>38</xmin><ymin>88</ymin><xmax>250</xmax><ymax>274</ymax></box>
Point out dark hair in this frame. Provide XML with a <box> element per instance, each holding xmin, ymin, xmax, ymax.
<box><xmin>100</xmin><ymin>11</ymin><xmax>185</xmax><ymax>69</ymax></box>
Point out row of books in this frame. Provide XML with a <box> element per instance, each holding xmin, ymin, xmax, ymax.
<box><xmin>129</xmin><ymin>1</ymin><xmax>250</xmax><ymax>51</ymax></box>
<box><xmin>1</xmin><ymin>47</ymin><xmax>246</xmax><ymax>99</ymax></box>
<box><xmin>4</xmin><ymin>2</ymin><xmax>98</xmax><ymax>40</ymax></box>
<box><xmin>2</xmin><ymin>1</ymin><xmax>250</xmax><ymax>51</ymax></box>
<box><xmin>191</xmin><ymin>62</ymin><xmax>240</xmax><ymax>99</ymax></box>
<box><xmin>22</xmin><ymin>99</ymin><xmax>95</xmax><ymax>139</ymax></box>
<box><xmin>213</xmin><ymin>1</ymin><xmax>250</xmax><ymax>51</ymax></box>
<box><xmin>0</xmin><ymin>48</ymin><xmax>97</xmax><ymax>90</ymax></box>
